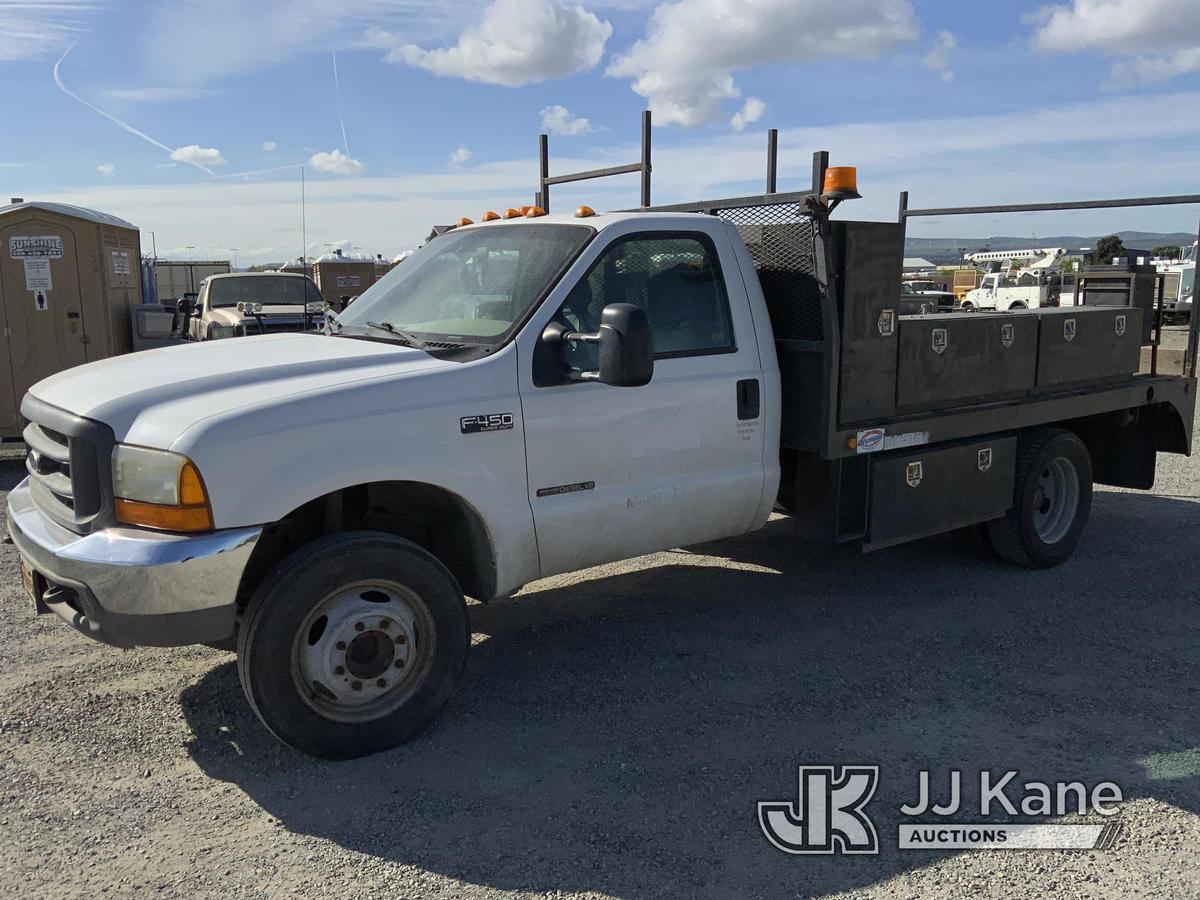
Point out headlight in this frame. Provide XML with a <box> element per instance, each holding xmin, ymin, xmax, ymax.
<box><xmin>207</xmin><ymin>322</ymin><xmax>237</xmax><ymax>340</ymax></box>
<box><xmin>111</xmin><ymin>445</ymin><xmax>213</xmax><ymax>532</ymax></box>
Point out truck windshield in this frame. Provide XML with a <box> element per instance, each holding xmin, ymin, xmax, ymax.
<box><xmin>336</xmin><ymin>224</ymin><xmax>594</xmax><ymax>344</ymax></box>
<box><xmin>209</xmin><ymin>276</ymin><xmax>318</xmax><ymax>308</ymax></box>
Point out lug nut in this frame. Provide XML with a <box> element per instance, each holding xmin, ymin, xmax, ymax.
<box><xmin>395</xmin><ymin>634</ymin><xmax>407</xmax><ymax>645</ymax></box>
<box><xmin>394</xmin><ymin>660</ymin><xmax>405</xmax><ymax>669</ymax></box>
<box><xmin>352</xmin><ymin>680</ymin><xmax>362</xmax><ymax>691</ymax></box>
<box><xmin>376</xmin><ymin>678</ymin><xmax>387</xmax><ymax>688</ymax></box>
<box><xmin>335</xmin><ymin>665</ymin><xmax>345</xmax><ymax>675</ymax></box>
<box><xmin>379</xmin><ymin>619</ymin><xmax>391</xmax><ymax>630</ymax></box>
<box><xmin>336</xmin><ymin>641</ymin><xmax>346</xmax><ymax>651</ymax></box>
<box><xmin>355</xmin><ymin>622</ymin><xmax>365</xmax><ymax>632</ymax></box>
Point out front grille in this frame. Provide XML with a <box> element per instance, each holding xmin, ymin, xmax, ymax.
<box><xmin>24</xmin><ymin>424</ymin><xmax>75</xmax><ymax>511</ymax></box>
<box><xmin>20</xmin><ymin>396</ymin><xmax>115</xmax><ymax>533</ymax></box>
<box><xmin>716</xmin><ymin>203</ymin><xmax>825</xmax><ymax>341</ymax></box>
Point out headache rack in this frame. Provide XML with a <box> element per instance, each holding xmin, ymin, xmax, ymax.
<box><xmin>535</xmin><ymin>113</ymin><xmax>1199</xmax><ymax>466</ymax></box>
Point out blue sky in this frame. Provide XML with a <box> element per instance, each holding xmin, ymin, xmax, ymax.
<box><xmin>2</xmin><ymin>0</ymin><xmax>1198</xmax><ymax>265</ymax></box>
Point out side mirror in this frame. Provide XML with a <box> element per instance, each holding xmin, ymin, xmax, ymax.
<box><xmin>175</xmin><ymin>297</ymin><xmax>194</xmax><ymax>316</ymax></box>
<box><xmin>543</xmin><ymin>302</ymin><xmax>654</xmax><ymax>387</ymax></box>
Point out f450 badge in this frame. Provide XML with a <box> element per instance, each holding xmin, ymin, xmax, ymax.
<box><xmin>460</xmin><ymin>413</ymin><xmax>514</xmax><ymax>434</ymax></box>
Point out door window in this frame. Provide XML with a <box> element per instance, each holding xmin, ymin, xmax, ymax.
<box><xmin>556</xmin><ymin>233</ymin><xmax>734</xmax><ymax>369</ymax></box>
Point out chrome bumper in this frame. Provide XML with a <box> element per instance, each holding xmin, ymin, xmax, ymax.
<box><xmin>6</xmin><ymin>478</ymin><xmax>261</xmax><ymax>648</ymax></box>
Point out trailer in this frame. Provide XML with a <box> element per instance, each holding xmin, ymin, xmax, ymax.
<box><xmin>148</xmin><ymin>259</ymin><xmax>232</xmax><ymax>303</ymax></box>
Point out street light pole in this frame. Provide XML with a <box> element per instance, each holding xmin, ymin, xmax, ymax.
<box><xmin>229</xmin><ymin>248</ymin><xmax>240</xmax><ymax>271</ymax></box>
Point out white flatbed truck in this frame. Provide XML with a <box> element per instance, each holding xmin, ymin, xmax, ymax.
<box><xmin>9</xmin><ymin>148</ymin><xmax>1198</xmax><ymax>757</ymax></box>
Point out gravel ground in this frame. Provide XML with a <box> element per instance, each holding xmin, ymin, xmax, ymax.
<box><xmin>1</xmin><ymin>447</ymin><xmax>1199</xmax><ymax>898</ymax></box>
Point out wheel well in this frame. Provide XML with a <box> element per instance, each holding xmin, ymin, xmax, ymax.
<box><xmin>236</xmin><ymin>482</ymin><xmax>497</xmax><ymax>607</ymax></box>
<box><xmin>1061</xmin><ymin>401</ymin><xmax>1188</xmax><ymax>490</ymax></box>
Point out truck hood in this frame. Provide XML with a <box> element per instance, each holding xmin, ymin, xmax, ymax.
<box><xmin>29</xmin><ymin>333</ymin><xmax>452</xmax><ymax>447</ymax></box>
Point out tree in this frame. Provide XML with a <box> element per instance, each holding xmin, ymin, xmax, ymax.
<box><xmin>1088</xmin><ymin>235</ymin><xmax>1126</xmax><ymax>265</ymax></box>
<box><xmin>1152</xmin><ymin>244</ymin><xmax>1182</xmax><ymax>259</ymax></box>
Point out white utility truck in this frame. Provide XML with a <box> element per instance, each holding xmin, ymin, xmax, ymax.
<box><xmin>961</xmin><ymin>271</ymin><xmax>1060</xmax><ymax>311</ymax></box>
<box><xmin>9</xmin><ymin>157</ymin><xmax>1197</xmax><ymax>758</ymax></box>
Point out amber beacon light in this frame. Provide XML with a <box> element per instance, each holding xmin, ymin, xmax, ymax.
<box><xmin>821</xmin><ymin>166</ymin><xmax>861</xmax><ymax>201</ymax></box>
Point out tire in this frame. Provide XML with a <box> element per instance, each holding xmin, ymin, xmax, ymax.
<box><xmin>985</xmin><ymin>428</ymin><xmax>1092</xmax><ymax>568</ymax></box>
<box><xmin>237</xmin><ymin>532</ymin><xmax>469</xmax><ymax>759</ymax></box>
<box><xmin>1009</xmin><ymin>301</ymin><xmax>1028</xmax><ymax>310</ymax></box>
<box><xmin>961</xmin><ymin>302</ymin><xmax>975</xmax><ymax>312</ymax></box>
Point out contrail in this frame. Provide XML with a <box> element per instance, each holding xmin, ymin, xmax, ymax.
<box><xmin>52</xmin><ymin>43</ymin><xmax>215</xmax><ymax>176</ymax></box>
<box><xmin>210</xmin><ymin>163</ymin><xmax>304</xmax><ymax>181</ymax></box>
<box><xmin>332</xmin><ymin>51</ymin><xmax>350</xmax><ymax>156</ymax></box>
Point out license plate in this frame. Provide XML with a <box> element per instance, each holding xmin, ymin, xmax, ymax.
<box><xmin>19</xmin><ymin>558</ymin><xmax>38</xmax><ymax>610</ymax></box>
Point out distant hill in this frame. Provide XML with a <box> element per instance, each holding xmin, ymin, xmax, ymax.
<box><xmin>906</xmin><ymin>231</ymin><xmax>1196</xmax><ymax>265</ymax></box>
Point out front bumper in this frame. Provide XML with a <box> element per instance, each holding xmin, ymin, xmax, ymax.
<box><xmin>7</xmin><ymin>478</ymin><xmax>261</xmax><ymax>648</ymax></box>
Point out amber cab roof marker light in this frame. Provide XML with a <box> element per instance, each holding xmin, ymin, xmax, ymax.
<box><xmin>575</xmin><ymin>205</ymin><xmax>596</xmax><ymax>218</ymax></box>
<box><xmin>503</xmin><ymin>208</ymin><xmax>522</xmax><ymax>219</ymax></box>
<box><xmin>525</xmin><ymin>206</ymin><xmax>547</xmax><ymax>217</ymax></box>
<box><xmin>456</xmin><ymin>216</ymin><xmax>474</xmax><ymax>227</ymax></box>
<box><xmin>482</xmin><ymin>210</ymin><xmax>501</xmax><ymax>222</ymax></box>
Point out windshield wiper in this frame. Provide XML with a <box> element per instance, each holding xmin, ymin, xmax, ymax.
<box><xmin>366</xmin><ymin>321</ymin><xmax>427</xmax><ymax>349</ymax></box>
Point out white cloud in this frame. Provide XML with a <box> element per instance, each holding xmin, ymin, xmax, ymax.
<box><xmin>540</xmin><ymin>105</ymin><xmax>593</xmax><ymax>136</ymax></box>
<box><xmin>607</xmin><ymin>0</ymin><xmax>921</xmax><ymax>126</ymax></box>
<box><xmin>170</xmin><ymin>145</ymin><xmax>228</xmax><ymax>167</ymax></box>
<box><xmin>369</xmin><ymin>0</ymin><xmax>612</xmax><ymax>87</ymax></box>
<box><xmin>1027</xmin><ymin>0</ymin><xmax>1200</xmax><ymax>87</ymax></box>
<box><xmin>730</xmin><ymin>97</ymin><xmax>765</xmax><ymax>132</ymax></box>
<box><xmin>102</xmin><ymin>87</ymin><xmax>219</xmax><ymax>103</ymax></box>
<box><xmin>448</xmin><ymin>145</ymin><xmax>472</xmax><ymax>168</ymax></box>
<box><xmin>262</xmin><ymin>141</ymin><xmax>278</xmax><ymax>152</ymax></box>
<box><xmin>0</xmin><ymin>0</ymin><xmax>99</xmax><ymax>61</ymax></box>
<box><xmin>96</xmin><ymin>162</ymin><xmax>115</xmax><ymax>177</ymax></box>
<box><xmin>309</xmin><ymin>149</ymin><xmax>366</xmax><ymax>176</ymax></box>
<box><xmin>922</xmin><ymin>29</ymin><xmax>956</xmax><ymax>81</ymax></box>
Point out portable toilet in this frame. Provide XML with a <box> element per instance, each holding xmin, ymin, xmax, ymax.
<box><xmin>312</xmin><ymin>249</ymin><xmax>375</xmax><ymax>300</ymax></box>
<box><xmin>0</xmin><ymin>200</ymin><xmax>143</xmax><ymax>439</ymax></box>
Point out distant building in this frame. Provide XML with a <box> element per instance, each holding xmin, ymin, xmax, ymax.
<box><xmin>902</xmin><ymin>257</ymin><xmax>936</xmax><ymax>272</ymax></box>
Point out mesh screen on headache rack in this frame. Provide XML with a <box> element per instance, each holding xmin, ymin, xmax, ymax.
<box><xmin>716</xmin><ymin>203</ymin><xmax>824</xmax><ymax>341</ymax></box>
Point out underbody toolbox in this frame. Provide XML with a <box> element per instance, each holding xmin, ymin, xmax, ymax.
<box><xmin>866</xmin><ymin>435</ymin><xmax>1017</xmax><ymax>550</ymax></box>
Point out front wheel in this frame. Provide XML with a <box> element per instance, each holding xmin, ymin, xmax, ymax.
<box><xmin>985</xmin><ymin>428</ymin><xmax>1092</xmax><ymax>568</ymax></box>
<box><xmin>237</xmin><ymin>532</ymin><xmax>469</xmax><ymax>759</ymax></box>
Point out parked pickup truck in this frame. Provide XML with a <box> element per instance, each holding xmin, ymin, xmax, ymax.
<box><xmin>9</xmin><ymin>167</ymin><xmax>1196</xmax><ymax>759</ymax></box>
<box><xmin>180</xmin><ymin>271</ymin><xmax>326</xmax><ymax>341</ymax></box>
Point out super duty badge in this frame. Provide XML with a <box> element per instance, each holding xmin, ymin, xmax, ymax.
<box><xmin>460</xmin><ymin>413</ymin><xmax>514</xmax><ymax>434</ymax></box>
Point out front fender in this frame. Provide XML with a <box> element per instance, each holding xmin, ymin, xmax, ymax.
<box><xmin>169</xmin><ymin>348</ymin><xmax>539</xmax><ymax>594</ymax></box>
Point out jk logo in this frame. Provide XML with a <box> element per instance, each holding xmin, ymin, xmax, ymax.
<box><xmin>758</xmin><ymin>765</ymin><xmax>880</xmax><ymax>855</ymax></box>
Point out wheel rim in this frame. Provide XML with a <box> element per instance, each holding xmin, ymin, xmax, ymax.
<box><xmin>291</xmin><ymin>580</ymin><xmax>436</xmax><ymax>723</ymax></box>
<box><xmin>1032</xmin><ymin>456</ymin><xmax>1080</xmax><ymax>544</ymax></box>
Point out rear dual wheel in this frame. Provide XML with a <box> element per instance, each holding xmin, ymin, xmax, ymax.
<box><xmin>984</xmin><ymin>428</ymin><xmax>1092</xmax><ymax>568</ymax></box>
<box><xmin>237</xmin><ymin>532</ymin><xmax>469</xmax><ymax>759</ymax></box>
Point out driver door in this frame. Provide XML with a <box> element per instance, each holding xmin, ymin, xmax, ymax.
<box><xmin>517</xmin><ymin>220</ymin><xmax>769</xmax><ymax>578</ymax></box>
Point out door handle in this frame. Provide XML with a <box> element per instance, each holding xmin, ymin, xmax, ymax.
<box><xmin>736</xmin><ymin>378</ymin><xmax>760</xmax><ymax>420</ymax></box>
